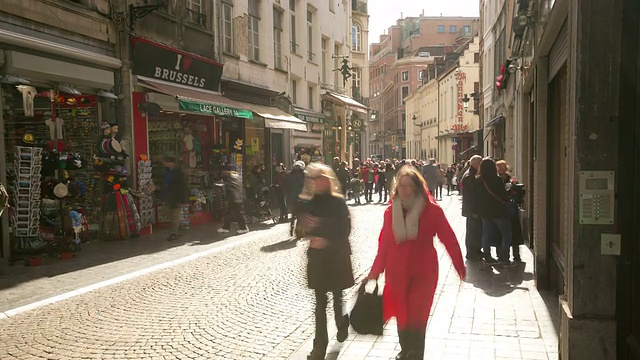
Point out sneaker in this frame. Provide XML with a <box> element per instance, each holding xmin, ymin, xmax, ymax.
<box><xmin>237</xmin><ymin>228</ymin><xmax>249</xmax><ymax>234</ymax></box>
<box><xmin>217</xmin><ymin>228</ymin><xmax>230</xmax><ymax>233</ymax></box>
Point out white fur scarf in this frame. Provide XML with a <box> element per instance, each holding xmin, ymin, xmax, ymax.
<box><xmin>391</xmin><ymin>196</ymin><xmax>426</xmax><ymax>243</ymax></box>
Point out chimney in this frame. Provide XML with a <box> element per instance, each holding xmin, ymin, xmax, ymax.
<box><xmin>421</xmin><ymin>9</ymin><xmax>424</xmax><ymax>17</ymax></box>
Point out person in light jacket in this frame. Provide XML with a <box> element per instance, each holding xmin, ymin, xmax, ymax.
<box><xmin>298</xmin><ymin>163</ymin><xmax>354</xmax><ymax>360</ymax></box>
<box><xmin>367</xmin><ymin>166</ymin><xmax>466</xmax><ymax>360</ymax></box>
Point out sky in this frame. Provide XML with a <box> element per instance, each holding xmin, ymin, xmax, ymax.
<box><xmin>368</xmin><ymin>0</ymin><xmax>481</xmax><ymax>44</ymax></box>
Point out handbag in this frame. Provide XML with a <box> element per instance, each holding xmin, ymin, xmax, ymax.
<box><xmin>482</xmin><ymin>179</ymin><xmax>519</xmax><ymax>218</ymax></box>
<box><xmin>350</xmin><ymin>280</ymin><xmax>384</xmax><ymax>335</ymax></box>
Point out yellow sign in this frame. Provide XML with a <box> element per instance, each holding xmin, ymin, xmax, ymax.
<box><xmin>391</xmin><ymin>135</ymin><xmax>397</xmax><ymax>144</ymax></box>
<box><xmin>402</xmin><ymin>141</ymin><xmax>406</xmax><ymax>148</ymax></box>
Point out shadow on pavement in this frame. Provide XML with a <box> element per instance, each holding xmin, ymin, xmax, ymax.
<box><xmin>465</xmin><ymin>260</ymin><xmax>534</xmax><ymax>297</ymax></box>
<box><xmin>260</xmin><ymin>238</ymin><xmax>299</xmax><ymax>253</ymax></box>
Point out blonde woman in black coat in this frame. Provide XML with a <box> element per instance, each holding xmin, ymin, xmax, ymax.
<box><xmin>298</xmin><ymin>163</ymin><xmax>354</xmax><ymax>360</ymax></box>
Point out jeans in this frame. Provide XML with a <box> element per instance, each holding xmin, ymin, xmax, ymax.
<box><xmin>223</xmin><ymin>202</ymin><xmax>247</xmax><ymax>230</ymax></box>
<box><xmin>314</xmin><ymin>290</ymin><xmax>344</xmax><ymax>348</ymax></box>
<box><xmin>465</xmin><ymin>216</ymin><xmax>483</xmax><ymax>259</ymax></box>
<box><xmin>482</xmin><ymin>217</ymin><xmax>512</xmax><ymax>261</ymax></box>
<box><xmin>365</xmin><ymin>183</ymin><xmax>374</xmax><ymax>202</ymax></box>
<box><xmin>377</xmin><ymin>182</ymin><xmax>388</xmax><ymax>202</ymax></box>
<box><xmin>170</xmin><ymin>207</ymin><xmax>181</xmax><ymax>235</ymax></box>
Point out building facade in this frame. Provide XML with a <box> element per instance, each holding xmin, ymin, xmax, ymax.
<box><xmin>349</xmin><ymin>0</ymin><xmax>370</xmax><ymax>161</ymax></box>
<box><xmin>367</xmin><ymin>16</ymin><xmax>478</xmax><ymax>160</ymax></box>
<box><xmin>489</xmin><ymin>0</ymin><xmax>640</xmax><ymax>358</ymax></box>
<box><xmin>405</xmin><ymin>37</ymin><xmax>481</xmax><ymax>166</ymax></box>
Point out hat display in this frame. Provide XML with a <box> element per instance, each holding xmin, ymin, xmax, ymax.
<box><xmin>53</xmin><ymin>182</ymin><xmax>69</xmax><ymax>198</ymax></box>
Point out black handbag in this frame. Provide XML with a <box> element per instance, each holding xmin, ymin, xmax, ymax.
<box><xmin>350</xmin><ymin>281</ymin><xmax>384</xmax><ymax>335</ymax></box>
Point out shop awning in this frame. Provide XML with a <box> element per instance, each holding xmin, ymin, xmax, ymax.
<box><xmin>322</xmin><ymin>92</ymin><xmax>369</xmax><ymax>114</ymax></box>
<box><xmin>137</xmin><ymin>76</ymin><xmax>254</xmax><ymax>119</ymax></box>
<box><xmin>293</xmin><ymin>107</ymin><xmax>326</xmax><ymax>124</ymax></box>
<box><xmin>485</xmin><ymin>114</ymin><xmax>506</xmax><ymax>128</ymax></box>
<box><xmin>247</xmin><ymin>104</ymin><xmax>308</xmax><ymax>131</ymax></box>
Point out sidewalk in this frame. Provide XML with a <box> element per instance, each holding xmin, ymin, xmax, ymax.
<box><xmin>288</xmin><ymin>201</ymin><xmax>560</xmax><ymax>360</ymax></box>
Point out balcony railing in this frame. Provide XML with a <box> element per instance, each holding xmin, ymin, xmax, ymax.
<box><xmin>186</xmin><ymin>8</ymin><xmax>206</xmax><ymax>28</ymax></box>
<box><xmin>352</xmin><ymin>0</ymin><xmax>367</xmax><ymax>14</ymax></box>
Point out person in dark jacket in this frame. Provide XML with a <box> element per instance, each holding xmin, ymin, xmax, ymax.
<box><xmin>286</xmin><ymin>161</ymin><xmax>306</xmax><ymax>238</ymax></box>
<box><xmin>461</xmin><ymin>155</ymin><xmax>483</xmax><ymax>260</ymax></box>
<box><xmin>333</xmin><ymin>158</ymin><xmax>349</xmax><ymax>196</ymax></box>
<box><xmin>218</xmin><ymin>166</ymin><xmax>249</xmax><ymax>234</ymax></box>
<box><xmin>476</xmin><ymin>157</ymin><xmax>514</xmax><ymax>266</ymax></box>
<box><xmin>297</xmin><ymin>163</ymin><xmax>354</xmax><ymax>360</ymax></box>
<box><xmin>275</xmin><ymin>163</ymin><xmax>289</xmax><ymax>223</ymax></box>
<box><xmin>162</xmin><ymin>157</ymin><xmax>190</xmax><ymax>241</ymax></box>
<box><xmin>497</xmin><ymin>160</ymin><xmax>525</xmax><ymax>262</ymax></box>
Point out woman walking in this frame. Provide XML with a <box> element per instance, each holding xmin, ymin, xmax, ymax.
<box><xmin>298</xmin><ymin>163</ymin><xmax>354</xmax><ymax>360</ymax></box>
<box><xmin>367</xmin><ymin>166</ymin><xmax>466</xmax><ymax>360</ymax></box>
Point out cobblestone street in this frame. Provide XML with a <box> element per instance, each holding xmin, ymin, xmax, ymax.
<box><xmin>0</xmin><ymin>198</ymin><xmax>393</xmax><ymax>359</ymax></box>
<box><xmin>0</xmin><ymin>195</ymin><xmax>559</xmax><ymax>359</ymax></box>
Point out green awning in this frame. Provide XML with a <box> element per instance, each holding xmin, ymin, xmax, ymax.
<box><xmin>178</xmin><ymin>99</ymin><xmax>253</xmax><ymax>119</ymax></box>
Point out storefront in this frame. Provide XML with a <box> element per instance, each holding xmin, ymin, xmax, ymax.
<box><xmin>292</xmin><ymin>106</ymin><xmax>326</xmax><ymax>165</ymax></box>
<box><xmin>320</xmin><ymin>91</ymin><xmax>369</xmax><ymax>164</ymax></box>
<box><xmin>130</xmin><ymin>37</ymin><xmax>257</xmax><ymax>229</ymax></box>
<box><xmin>0</xmin><ymin>29</ymin><xmax>122</xmax><ymax>260</ymax></box>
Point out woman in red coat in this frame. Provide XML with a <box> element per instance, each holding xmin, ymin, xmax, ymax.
<box><xmin>367</xmin><ymin>166</ymin><xmax>466</xmax><ymax>360</ymax></box>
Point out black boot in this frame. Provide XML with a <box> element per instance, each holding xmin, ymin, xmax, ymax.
<box><xmin>395</xmin><ymin>329</ymin><xmax>411</xmax><ymax>360</ymax></box>
<box><xmin>307</xmin><ymin>340</ymin><xmax>327</xmax><ymax>360</ymax></box>
<box><xmin>410</xmin><ymin>330</ymin><xmax>425</xmax><ymax>360</ymax></box>
<box><xmin>336</xmin><ymin>314</ymin><xmax>349</xmax><ymax>343</ymax></box>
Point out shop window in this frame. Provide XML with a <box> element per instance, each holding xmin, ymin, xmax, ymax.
<box><xmin>352</xmin><ymin>22</ymin><xmax>362</xmax><ymax>52</ymax></box>
<box><xmin>186</xmin><ymin>0</ymin><xmax>206</xmax><ymax>27</ymax></box>
<box><xmin>248</xmin><ymin>0</ymin><xmax>260</xmax><ymax>61</ymax></box>
<box><xmin>221</xmin><ymin>2</ymin><xmax>234</xmax><ymax>54</ymax></box>
<box><xmin>273</xmin><ymin>9</ymin><xmax>283</xmax><ymax>69</ymax></box>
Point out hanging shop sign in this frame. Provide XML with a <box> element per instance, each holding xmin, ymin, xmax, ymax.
<box><xmin>456</xmin><ymin>70</ymin><xmax>466</xmax><ymax>126</ymax></box>
<box><xmin>132</xmin><ymin>37</ymin><xmax>223</xmax><ymax>92</ymax></box>
<box><xmin>178</xmin><ymin>99</ymin><xmax>254</xmax><ymax>119</ymax></box>
<box><xmin>295</xmin><ymin>113</ymin><xmax>325</xmax><ymax>124</ymax></box>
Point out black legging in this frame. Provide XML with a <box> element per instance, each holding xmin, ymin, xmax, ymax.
<box><xmin>313</xmin><ymin>290</ymin><xmax>343</xmax><ymax>348</ymax></box>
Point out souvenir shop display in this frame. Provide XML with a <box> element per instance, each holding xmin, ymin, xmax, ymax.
<box><xmin>136</xmin><ymin>155</ymin><xmax>154</xmax><ymax>228</ymax></box>
<box><xmin>8</xmin><ymin>145</ymin><xmax>47</xmax><ymax>258</ymax></box>
<box><xmin>96</xmin><ymin>122</ymin><xmax>141</xmax><ymax>240</ymax></box>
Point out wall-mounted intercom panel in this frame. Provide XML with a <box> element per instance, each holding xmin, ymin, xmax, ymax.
<box><xmin>579</xmin><ymin>171</ymin><xmax>615</xmax><ymax>225</ymax></box>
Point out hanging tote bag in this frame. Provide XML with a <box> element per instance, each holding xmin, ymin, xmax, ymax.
<box><xmin>350</xmin><ymin>280</ymin><xmax>384</xmax><ymax>335</ymax></box>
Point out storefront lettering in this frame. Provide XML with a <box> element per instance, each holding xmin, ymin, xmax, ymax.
<box><xmin>295</xmin><ymin>114</ymin><xmax>325</xmax><ymax>124</ymax></box>
<box><xmin>132</xmin><ymin>38</ymin><xmax>223</xmax><ymax>93</ymax></box>
<box><xmin>456</xmin><ymin>71</ymin><xmax>466</xmax><ymax>126</ymax></box>
<box><xmin>178</xmin><ymin>99</ymin><xmax>253</xmax><ymax>119</ymax></box>
<box><xmin>154</xmin><ymin>67</ymin><xmax>206</xmax><ymax>88</ymax></box>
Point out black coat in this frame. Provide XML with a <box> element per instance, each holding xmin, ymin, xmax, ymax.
<box><xmin>461</xmin><ymin>167</ymin><xmax>480</xmax><ymax>217</ymax></box>
<box><xmin>299</xmin><ymin>194</ymin><xmax>354</xmax><ymax>292</ymax></box>
<box><xmin>164</xmin><ymin>168</ymin><xmax>190</xmax><ymax>208</ymax></box>
<box><xmin>476</xmin><ymin>174</ymin><xmax>511</xmax><ymax>219</ymax></box>
<box><xmin>285</xmin><ymin>168</ymin><xmax>305</xmax><ymax>211</ymax></box>
<box><xmin>223</xmin><ymin>173</ymin><xmax>244</xmax><ymax>204</ymax></box>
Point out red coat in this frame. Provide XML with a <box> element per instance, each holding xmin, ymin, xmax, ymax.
<box><xmin>369</xmin><ymin>200</ymin><xmax>466</xmax><ymax>327</ymax></box>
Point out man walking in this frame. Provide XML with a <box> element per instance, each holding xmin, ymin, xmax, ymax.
<box><xmin>162</xmin><ymin>157</ymin><xmax>189</xmax><ymax>241</ymax></box>
<box><xmin>422</xmin><ymin>158</ymin><xmax>439</xmax><ymax>196</ymax></box>
<box><xmin>461</xmin><ymin>155</ymin><xmax>483</xmax><ymax>260</ymax></box>
<box><xmin>218</xmin><ymin>166</ymin><xmax>249</xmax><ymax>234</ymax></box>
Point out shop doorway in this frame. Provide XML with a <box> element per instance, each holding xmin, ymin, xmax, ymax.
<box><xmin>618</xmin><ymin>0</ymin><xmax>640</xmax><ymax>357</ymax></box>
<box><xmin>546</xmin><ymin>64</ymin><xmax>569</xmax><ymax>295</ymax></box>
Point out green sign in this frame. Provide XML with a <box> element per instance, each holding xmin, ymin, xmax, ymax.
<box><xmin>295</xmin><ymin>113</ymin><xmax>325</xmax><ymax>124</ymax></box>
<box><xmin>179</xmin><ymin>99</ymin><xmax>253</xmax><ymax>119</ymax></box>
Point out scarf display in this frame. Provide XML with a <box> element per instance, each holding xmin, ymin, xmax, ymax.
<box><xmin>391</xmin><ymin>196</ymin><xmax>426</xmax><ymax>243</ymax></box>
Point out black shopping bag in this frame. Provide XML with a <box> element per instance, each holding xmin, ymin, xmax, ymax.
<box><xmin>350</xmin><ymin>281</ymin><xmax>383</xmax><ymax>335</ymax></box>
